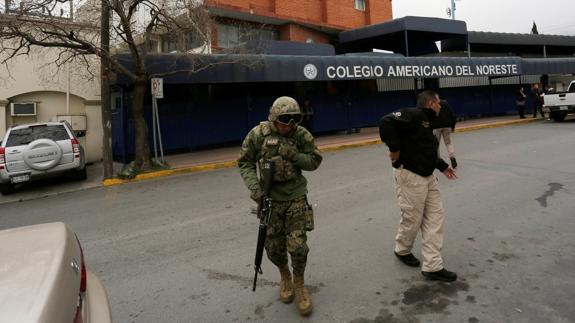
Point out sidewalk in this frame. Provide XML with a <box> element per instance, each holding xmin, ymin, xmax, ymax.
<box><xmin>103</xmin><ymin>114</ymin><xmax>543</xmax><ymax>186</ymax></box>
<box><xmin>0</xmin><ymin>114</ymin><xmax>543</xmax><ymax>205</ymax></box>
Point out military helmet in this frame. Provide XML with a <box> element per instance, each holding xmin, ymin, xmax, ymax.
<box><xmin>268</xmin><ymin>96</ymin><xmax>301</xmax><ymax>122</ymax></box>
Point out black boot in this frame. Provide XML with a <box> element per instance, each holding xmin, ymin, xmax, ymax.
<box><xmin>422</xmin><ymin>268</ymin><xmax>458</xmax><ymax>282</ymax></box>
<box><xmin>394</xmin><ymin>252</ymin><xmax>420</xmax><ymax>267</ymax></box>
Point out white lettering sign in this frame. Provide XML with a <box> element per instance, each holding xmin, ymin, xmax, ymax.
<box><xmin>324</xmin><ymin>64</ymin><xmax>519</xmax><ymax>79</ymax></box>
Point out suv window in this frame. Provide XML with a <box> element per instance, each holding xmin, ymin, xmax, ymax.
<box><xmin>6</xmin><ymin>125</ymin><xmax>70</xmax><ymax>147</ymax></box>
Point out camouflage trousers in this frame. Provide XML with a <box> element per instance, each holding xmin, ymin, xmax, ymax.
<box><xmin>265</xmin><ymin>195</ymin><xmax>314</xmax><ymax>277</ymax></box>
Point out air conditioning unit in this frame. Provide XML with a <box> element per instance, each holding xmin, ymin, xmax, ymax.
<box><xmin>11</xmin><ymin>102</ymin><xmax>37</xmax><ymax>116</ymax></box>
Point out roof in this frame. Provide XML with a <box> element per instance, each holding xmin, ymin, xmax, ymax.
<box><xmin>468</xmin><ymin>31</ymin><xmax>575</xmax><ymax>47</ymax></box>
<box><xmin>522</xmin><ymin>57</ymin><xmax>575</xmax><ymax>75</ymax></box>
<box><xmin>442</xmin><ymin>31</ymin><xmax>575</xmax><ymax>56</ymax></box>
<box><xmin>9</xmin><ymin>121</ymin><xmax>67</xmax><ymax>130</ymax></box>
<box><xmin>338</xmin><ymin>16</ymin><xmax>468</xmax><ymax>56</ymax></box>
<box><xmin>336</xmin><ymin>16</ymin><xmax>575</xmax><ymax>57</ymax></box>
<box><xmin>340</xmin><ymin>16</ymin><xmax>468</xmax><ymax>43</ymax></box>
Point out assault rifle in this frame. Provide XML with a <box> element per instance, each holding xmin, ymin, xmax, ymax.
<box><xmin>252</xmin><ymin>159</ymin><xmax>274</xmax><ymax>292</ymax></box>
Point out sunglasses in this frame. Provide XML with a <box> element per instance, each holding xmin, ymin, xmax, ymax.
<box><xmin>276</xmin><ymin>113</ymin><xmax>303</xmax><ymax>125</ymax></box>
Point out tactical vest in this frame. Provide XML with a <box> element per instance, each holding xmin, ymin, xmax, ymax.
<box><xmin>257</xmin><ymin>122</ymin><xmax>301</xmax><ymax>182</ymax></box>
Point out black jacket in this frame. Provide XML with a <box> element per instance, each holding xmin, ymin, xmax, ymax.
<box><xmin>379</xmin><ymin>107</ymin><xmax>449</xmax><ymax>177</ymax></box>
<box><xmin>436</xmin><ymin>100</ymin><xmax>457</xmax><ymax>131</ymax></box>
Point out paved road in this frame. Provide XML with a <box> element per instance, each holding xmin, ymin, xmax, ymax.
<box><xmin>1</xmin><ymin>120</ymin><xmax>574</xmax><ymax>323</ymax></box>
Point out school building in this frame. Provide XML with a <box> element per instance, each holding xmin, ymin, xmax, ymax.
<box><xmin>111</xmin><ymin>15</ymin><xmax>575</xmax><ymax>162</ymax></box>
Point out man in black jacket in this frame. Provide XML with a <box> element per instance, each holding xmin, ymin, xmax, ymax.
<box><xmin>378</xmin><ymin>90</ymin><xmax>458</xmax><ymax>282</ymax></box>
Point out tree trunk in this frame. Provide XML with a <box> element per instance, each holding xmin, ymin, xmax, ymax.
<box><xmin>131</xmin><ymin>80</ymin><xmax>153</xmax><ymax>170</ymax></box>
<box><xmin>100</xmin><ymin>0</ymin><xmax>114</xmax><ymax>179</ymax></box>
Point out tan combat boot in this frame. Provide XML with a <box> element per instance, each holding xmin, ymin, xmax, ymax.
<box><xmin>293</xmin><ymin>275</ymin><xmax>313</xmax><ymax>316</ymax></box>
<box><xmin>279</xmin><ymin>266</ymin><xmax>294</xmax><ymax>303</ymax></box>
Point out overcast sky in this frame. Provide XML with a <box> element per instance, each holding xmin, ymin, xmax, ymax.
<box><xmin>393</xmin><ymin>0</ymin><xmax>575</xmax><ymax>36</ymax></box>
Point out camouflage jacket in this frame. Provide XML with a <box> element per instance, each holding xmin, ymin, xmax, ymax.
<box><xmin>238</xmin><ymin>121</ymin><xmax>322</xmax><ymax>201</ymax></box>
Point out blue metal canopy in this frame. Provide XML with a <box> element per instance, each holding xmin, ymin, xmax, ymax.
<box><xmin>114</xmin><ymin>54</ymin><xmax>525</xmax><ymax>84</ymax></box>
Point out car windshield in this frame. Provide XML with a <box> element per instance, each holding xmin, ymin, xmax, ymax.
<box><xmin>6</xmin><ymin>125</ymin><xmax>69</xmax><ymax>147</ymax></box>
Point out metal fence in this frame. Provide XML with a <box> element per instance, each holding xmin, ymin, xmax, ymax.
<box><xmin>376</xmin><ymin>75</ymin><xmax>542</xmax><ymax>91</ymax></box>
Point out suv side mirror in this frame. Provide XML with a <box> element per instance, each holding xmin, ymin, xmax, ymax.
<box><xmin>75</xmin><ymin>131</ymin><xmax>86</xmax><ymax>138</ymax></box>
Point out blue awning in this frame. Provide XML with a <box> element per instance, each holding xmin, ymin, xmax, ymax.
<box><xmin>340</xmin><ymin>16</ymin><xmax>468</xmax><ymax>43</ymax></box>
<box><xmin>338</xmin><ymin>16</ymin><xmax>468</xmax><ymax>56</ymax></box>
<box><xmin>114</xmin><ymin>54</ymin><xmax>524</xmax><ymax>84</ymax></box>
<box><xmin>522</xmin><ymin>58</ymin><xmax>575</xmax><ymax>75</ymax></box>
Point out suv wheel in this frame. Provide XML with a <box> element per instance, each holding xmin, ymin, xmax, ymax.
<box><xmin>0</xmin><ymin>183</ymin><xmax>15</xmax><ymax>195</ymax></box>
<box><xmin>70</xmin><ymin>167</ymin><xmax>87</xmax><ymax>181</ymax></box>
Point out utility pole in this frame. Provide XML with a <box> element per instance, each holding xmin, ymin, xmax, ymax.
<box><xmin>100</xmin><ymin>0</ymin><xmax>113</xmax><ymax>179</ymax></box>
<box><xmin>447</xmin><ymin>0</ymin><xmax>457</xmax><ymax>20</ymax></box>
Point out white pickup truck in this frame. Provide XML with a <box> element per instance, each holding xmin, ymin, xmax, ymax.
<box><xmin>543</xmin><ymin>81</ymin><xmax>575</xmax><ymax>122</ymax></box>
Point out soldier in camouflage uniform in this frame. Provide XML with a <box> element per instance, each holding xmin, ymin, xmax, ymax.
<box><xmin>238</xmin><ymin>96</ymin><xmax>322</xmax><ymax>316</ymax></box>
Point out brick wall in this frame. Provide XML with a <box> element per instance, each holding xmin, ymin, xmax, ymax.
<box><xmin>279</xmin><ymin>24</ymin><xmax>331</xmax><ymax>43</ymax></box>
<box><xmin>367</xmin><ymin>0</ymin><xmax>393</xmax><ymax>25</ymax></box>
<box><xmin>274</xmin><ymin>0</ymin><xmax>324</xmax><ymax>23</ymax></box>
<box><xmin>207</xmin><ymin>0</ymin><xmax>392</xmax><ymax>31</ymax></box>
<box><xmin>207</xmin><ymin>0</ymin><xmax>273</xmax><ymax>13</ymax></box>
<box><xmin>325</xmin><ymin>1</ymin><xmax>364</xmax><ymax>28</ymax></box>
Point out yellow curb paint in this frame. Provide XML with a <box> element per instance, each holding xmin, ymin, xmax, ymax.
<box><xmin>455</xmin><ymin>118</ymin><xmax>542</xmax><ymax>133</ymax></box>
<box><xmin>320</xmin><ymin>139</ymin><xmax>381</xmax><ymax>153</ymax></box>
<box><xmin>102</xmin><ymin>178</ymin><xmax>125</xmax><ymax>186</ymax></box>
<box><xmin>102</xmin><ymin>118</ymin><xmax>542</xmax><ymax>187</ymax></box>
<box><xmin>102</xmin><ymin>161</ymin><xmax>239</xmax><ymax>187</ymax></box>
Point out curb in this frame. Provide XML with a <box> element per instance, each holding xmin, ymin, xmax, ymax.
<box><xmin>102</xmin><ymin>117</ymin><xmax>543</xmax><ymax>187</ymax></box>
<box><xmin>102</xmin><ymin>161</ymin><xmax>237</xmax><ymax>186</ymax></box>
<box><xmin>454</xmin><ymin>117</ymin><xmax>542</xmax><ymax>133</ymax></box>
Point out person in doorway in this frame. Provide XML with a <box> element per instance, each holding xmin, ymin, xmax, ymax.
<box><xmin>300</xmin><ymin>99</ymin><xmax>314</xmax><ymax>132</ymax></box>
<box><xmin>516</xmin><ymin>86</ymin><xmax>527</xmax><ymax>119</ymax></box>
<box><xmin>378</xmin><ymin>90</ymin><xmax>459</xmax><ymax>282</ymax></box>
<box><xmin>238</xmin><ymin>96</ymin><xmax>322</xmax><ymax>316</ymax></box>
<box><xmin>532</xmin><ymin>83</ymin><xmax>545</xmax><ymax>118</ymax></box>
<box><xmin>433</xmin><ymin>100</ymin><xmax>458</xmax><ymax>168</ymax></box>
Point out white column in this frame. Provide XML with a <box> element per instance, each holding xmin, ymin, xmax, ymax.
<box><xmin>83</xmin><ymin>100</ymin><xmax>103</xmax><ymax>163</ymax></box>
<box><xmin>0</xmin><ymin>100</ymin><xmax>8</xmax><ymax>139</ymax></box>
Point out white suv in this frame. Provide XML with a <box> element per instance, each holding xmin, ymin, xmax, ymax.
<box><xmin>0</xmin><ymin>121</ymin><xmax>86</xmax><ymax>195</ymax></box>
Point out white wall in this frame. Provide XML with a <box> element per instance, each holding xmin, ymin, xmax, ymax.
<box><xmin>0</xmin><ymin>101</ymin><xmax>7</xmax><ymax>139</ymax></box>
<box><xmin>0</xmin><ymin>48</ymin><xmax>103</xmax><ymax>163</ymax></box>
<box><xmin>0</xmin><ymin>48</ymin><xmax>100</xmax><ymax>101</ymax></box>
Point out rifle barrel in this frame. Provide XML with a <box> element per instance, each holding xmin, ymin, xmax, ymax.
<box><xmin>252</xmin><ymin>270</ymin><xmax>258</xmax><ymax>291</ymax></box>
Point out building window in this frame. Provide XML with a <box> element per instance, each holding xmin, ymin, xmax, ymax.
<box><xmin>217</xmin><ymin>23</ymin><xmax>278</xmax><ymax>48</ymax></box>
<box><xmin>147</xmin><ymin>39</ymin><xmax>159</xmax><ymax>53</ymax></box>
<box><xmin>161</xmin><ymin>34</ymin><xmax>179</xmax><ymax>53</ymax></box>
<box><xmin>184</xmin><ymin>32</ymin><xmax>203</xmax><ymax>50</ymax></box>
<box><xmin>217</xmin><ymin>24</ymin><xmax>240</xmax><ymax>48</ymax></box>
<box><xmin>354</xmin><ymin>0</ymin><xmax>366</xmax><ymax>11</ymax></box>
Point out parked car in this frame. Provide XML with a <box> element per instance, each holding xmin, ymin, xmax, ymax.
<box><xmin>0</xmin><ymin>222</ymin><xmax>112</xmax><ymax>323</ymax></box>
<box><xmin>0</xmin><ymin>121</ymin><xmax>86</xmax><ymax>195</ymax></box>
<box><xmin>542</xmin><ymin>80</ymin><xmax>575</xmax><ymax>122</ymax></box>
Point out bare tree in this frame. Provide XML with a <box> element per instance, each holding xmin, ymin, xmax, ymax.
<box><xmin>0</xmin><ymin>0</ymin><xmax>245</xmax><ymax>175</ymax></box>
